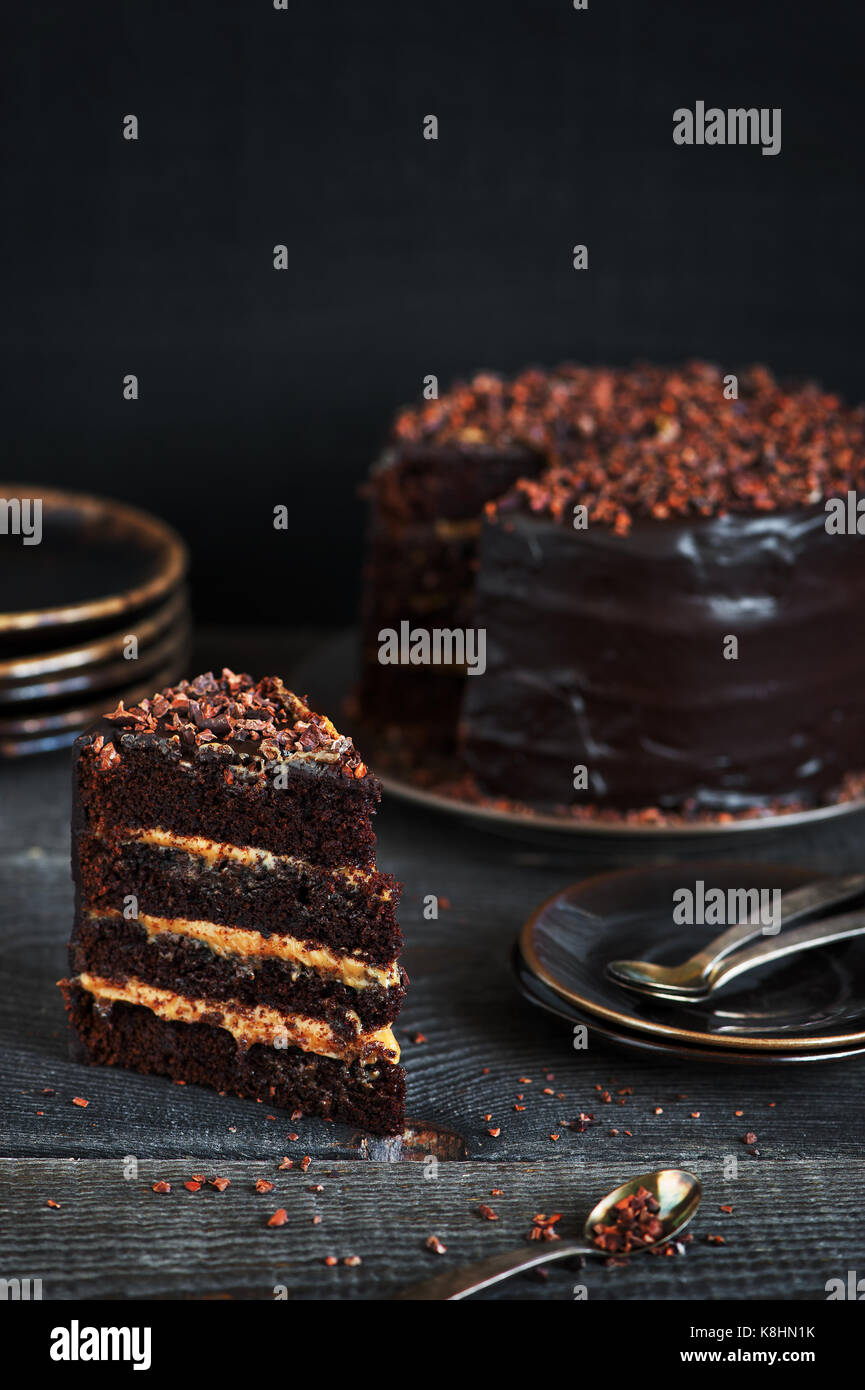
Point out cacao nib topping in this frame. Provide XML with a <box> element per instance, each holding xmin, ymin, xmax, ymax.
<box><xmin>392</xmin><ymin>361</ymin><xmax>865</xmax><ymax>530</ymax></box>
<box><xmin>99</xmin><ymin>669</ymin><xmax>367</xmax><ymax>775</ymax></box>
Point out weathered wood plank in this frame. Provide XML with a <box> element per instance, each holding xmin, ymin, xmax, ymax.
<box><xmin>0</xmin><ymin>1157</ymin><xmax>859</xmax><ymax>1301</ymax></box>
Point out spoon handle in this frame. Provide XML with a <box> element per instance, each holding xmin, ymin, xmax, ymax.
<box><xmin>706</xmin><ymin>909</ymin><xmax>865</xmax><ymax>994</ymax></box>
<box><xmin>393</xmin><ymin>1239</ymin><xmax>593</xmax><ymax>1300</ymax></box>
<box><xmin>687</xmin><ymin>873</ymin><xmax>865</xmax><ymax>978</ymax></box>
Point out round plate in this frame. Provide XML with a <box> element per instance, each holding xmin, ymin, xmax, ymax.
<box><xmin>0</xmin><ymin>612</ymin><xmax>190</xmax><ymax>706</ymax></box>
<box><xmin>0</xmin><ymin>653</ymin><xmax>188</xmax><ymax>756</ymax></box>
<box><xmin>292</xmin><ymin>631</ymin><xmax>865</xmax><ymax>843</ymax></box>
<box><xmin>519</xmin><ymin>862</ymin><xmax>865</xmax><ymax>1052</ymax></box>
<box><xmin>0</xmin><ymin>487</ymin><xmax>187</xmax><ymax>638</ymax></box>
<box><xmin>0</xmin><ymin>586</ymin><xmax>188</xmax><ymax>687</ymax></box>
<box><xmin>511</xmin><ymin>945</ymin><xmax>865</xmax><ymax>1065</ymax></box>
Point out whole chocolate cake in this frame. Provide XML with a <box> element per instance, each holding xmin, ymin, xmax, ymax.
<box><xmin>60</xmin><ymin>670</ymin><xmax>406</xmax><ymax>1135</ymax></box>
<box><xmin>360</xmin><ymin>363</ymin><xmax>865</xmax><ymax>816</ymax></box>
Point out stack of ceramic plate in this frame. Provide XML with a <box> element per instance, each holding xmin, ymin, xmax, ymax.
<box><xmin>0</xmin><ymin>487</ymin><xmax>190</xmax><ymax>756</ymax></box>
<box><xmin>514</xmin><ymin>862</ymin><xmax>865</xmax><ymax>1064</ymax></box>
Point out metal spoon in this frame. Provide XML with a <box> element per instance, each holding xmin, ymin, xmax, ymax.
<box><xmin>614</xmin><ymin>911</ymin><xmax>865</xmax><ymax>1004</ymax></box>
<box><xmin>608</xmin><ymin>873</ymin><xmax>865</xmax><ymax>1000</ymax></box>
<box><xmin>393</xmin><ymin>1168</ymin><xmax>701</xmax><ymax>1300</ymax></box>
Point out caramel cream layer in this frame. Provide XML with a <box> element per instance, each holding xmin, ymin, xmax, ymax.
<box><xmin>94</xmin><ymin>907</ymin><xmax>399</xmax><ymax>991</ymax></box>
<box><xmin>122</xmin><ymin>827</ymin><xmax>393</xmax><ymax>901</ymax></box>
<box><xmin>76</xmin><ymin>973</ymin><xmax>400</xmax><ymax>1065</ymax></box>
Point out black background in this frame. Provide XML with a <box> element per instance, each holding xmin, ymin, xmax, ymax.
<box><xmin>4</xmin><ymin>0</ymin><xmax>865</xmax><ymax>622</ymax></box>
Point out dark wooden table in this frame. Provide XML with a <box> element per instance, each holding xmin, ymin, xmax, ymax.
<box><xmin>2</xmin><ymin>629</ymin><xmax>864</xmax><ymax>1300</ymax></box>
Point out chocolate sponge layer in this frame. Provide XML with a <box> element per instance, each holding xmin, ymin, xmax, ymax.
<box><xmin>61</xmin><ymin>982</ymin><xmax>406</xmax><ymax>1137</ymax></box>
<box><xmin>76</xmin><ymin>832</ymin><xmax>402</xmax><ymax>965</ymax></box>
<box><xmin>70</xmin><ymin>915</ymin><xmax>406</xmax><ymax>1034</ymax></box>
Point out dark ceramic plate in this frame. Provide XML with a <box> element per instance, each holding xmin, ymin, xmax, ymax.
<box><xmin>519</xmin><ymin>862</ymin><xmax>865</xmax><ymax>1052</ymax></box>
<box><xmin>0</xmin><ymin>587</ymin><xmax>189</xmax><ymax>688</ymax></box>
<box><xmin>511</xmin><ymin>944</ymin><xmax>865</xmax><ymax>1065</ymax></box>
<box><xmin>292</xmin><ymin>631</ymin><xmax>865</xmax><ymax>844</ymax></box>
<box><xmin>0</xmin><ymin>649</ymin><xmax>189</xmax><ymax>757</ymax></box>
<box><xmin>0</xmin><ymin>487</ymin><xmax>187</xmax><ymax>649</ymax></box>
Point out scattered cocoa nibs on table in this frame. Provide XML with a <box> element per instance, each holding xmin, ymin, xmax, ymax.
<box><xmin>706</xmin><ymin>1234</ymin><xmax>726</xmax><ymax>1245</ymax></box>
<box><xmin>42</xmin><ymin>1087</ymin><xmax>55</xmax><ymax>1096</ymax></box>
<box><xmin>277</xmin><ymin>1157</ymin><xmax>293</xmax><ymax>1170</ymax></box>
<box><xmin>487</xmin><ymin>1127</ymin><xmax>501</xmax><ymax>1137</ymax></box>
<box><xmin>343</xmin><ymin>1256</ymin><xmax>362</xmax><ymax>1267</ymax></box>
<box><xmin>518</xmin><ymin>1077</ymin><xmax>532</xmax><ymax>1085</ymax></box>
<box><xmin>152</xmin><ymin>1181</ymin><xmax>171</xmax><ymax>1195</ymax></box>
<box><xmin>438</xmin><ymin>897</ymin><xmax>451</xmax><ymax>910</ymax></box>
<box><xmin>742</xmin><ymin>1131</ymin><xmax>758</xmax><ymax>1145</ymax></box>
<box><xmin>527</xmin><ymin>1213</ymin><xmax>562</xmax><ymax>1243</ymax></box>
<box><xmin>542</xmin><ymin>1087</ymin><xmax>554</xmax><ymax>1096</ymax></box>
<box><xmin>290</xmin><ymin>1109</ymin><xmax>303</xmax><ymax>1121</ymax></box>
<box><xmin>425</xmin><ymin>1235</ymin><xmax>447</xmax><ymax>1255</ymax></box>
<box><xmin>307</xmin><ymin>1183</ymin><xmax>324</xmax><ymax>1193</ymax></box>
<box><xmin>514</xmin><ymin>1105</ymin><xmax>526</xmax><ymax>1113</ymax></box>
<box><xmin>72</xmin><ymin>1097</ymin><xmax>88</xmax><ymax>1108</ymax></box>
<box><xmin>312</xmin><ymin>1214</ymin><xmax>322</xmax><ymax>1225</ymax></box>
<box><xmin>565</xmin><ymin>1112</ymin><xmax>596</xmax><ymax>1132</ymax></box>
<box><xmin>324</xmin><ymin>1256</ymin><xmax>338</xmax><ymax>1267</ymax></box>
<box><xmin>690</xmin><ymin>1112</ymin><xmax>701</xmax><ymax>1119</ymax></box>
<box><xmin>412</xmin><ymin>1033</ymin><xmax>427</xmax><ymax>1044</ymax></box>
<box><xmin>255</xmin><ymin>1180</ymin><xmax>275</xmax><ymax>1194</ymax></box>
<box><xmin>477</xmin><ymin>1204</ymin><xmax>499</xmax><ymax>1221</ymax></box>
<box><xmin>600</xmin><ymin>1091</ymin><xmax>612</xmax><ymax>1103</ymax></box>
<box><xmin>299</xmin><ymin>1156</ymin><xmax>312</xmax><ymax>1173</ymax></box>
<box><xmin>720</xmin><ymin>1204</ymin><xmax>734</xmax><ymax>1214</ymax></box>
<box><xmin>46</xmin><ymin>1199</ymin><xmax>60</xmax><ymax>1209</ymax></box>
<box><xmin>267</xmin><ymin>1209</ymin><xmax>288</xmax><ymax>1228</ymax></box>
<box><xmin>654</xmin><ymin>1107</ymin><xmax>663</xmax><ymax>1115</ymax></box>
<box><xmin>191</xmin><ymin>1173</ymin><xmax>206</xmax><ymax>1183</ymax></box>
<box><xmin>209</xmin><ymin>1176</ymin><xmax>230</xmax><ymax>1192</ymax></box>
<box><xmin>734</xmin><ymin>1109</ymin><xmax>744</xmax><ymax>1117</ymax></box>
<box><xmin>286</xmin><ymin>1132</ymin><xmax>299</xmax><ymax>1142</ymax></box>
<box><xmin>184</xmin><ymin>1181</ymin><xmax>201</xmax><ymax>1193</ymax></box>
<box><xmin>491</xmin><ymin>1188</ymin><xmax>503</xmax><ymax>1196</ymax></box>
<box><xmin>549</xmin><ymin>1133</ymin><xmax>560</xmax><ymax>1142</ymax></box>
<box><xmin>591</xmin><ymin>1186</ymin><xmax>664</xmax><ymax>1254</ymax></box>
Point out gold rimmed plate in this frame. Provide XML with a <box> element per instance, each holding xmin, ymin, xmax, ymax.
<box><xmin>519</xmin><ymin>862</ymin><xmax>865</xmax><ymax>1053</ymax></box>
<box><xmin>0</xmin><ymin>608</ymin><xmax>191</xmax><ymax>705</ymax></box>
<box><xmin>0</xmin><ymin>486</ymin><xmax>187</xmax><ymax>645</ymax></box>
<box><xmin>0</xmin><ymin>652</ymin><xmax>188</xmax><ymax>756</ymax></box>
<box><xmin>0</xmin><ymin>586</ymin><xmax>189</xmax><ymax>687</ymax></box>
<box><xmin>511</xmin><ymin>945</ymin><xmax>865</xmax><ymax>1065</ymax></box>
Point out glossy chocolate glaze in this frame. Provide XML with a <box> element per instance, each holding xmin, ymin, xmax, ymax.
<box><xmin>460</xmin><ymin>506</ymin><xmax>865</xmax><ymax>812</ymax></box>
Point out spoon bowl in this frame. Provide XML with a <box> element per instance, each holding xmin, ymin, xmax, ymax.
<box><xmin>394</xmin><ymin>1167</ymin><xmax>702</xmax><ymax>1300</ymax></box>
<box><xmin>582</xmin><ymin>1167</ymin><xmax>701</xmax><ymax>1246</ymax></box>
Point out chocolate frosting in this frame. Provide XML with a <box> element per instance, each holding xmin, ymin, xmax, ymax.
<box><xmin>460</xmin><ymin>506</ymin><xmax>865</xmax><ymax>812</ymax></box>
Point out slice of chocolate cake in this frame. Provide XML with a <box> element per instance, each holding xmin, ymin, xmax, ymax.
<box><xmin>59</xmin><ymin>670</ymin><xmax>406</xmax><ymax>1136</ymax></box>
